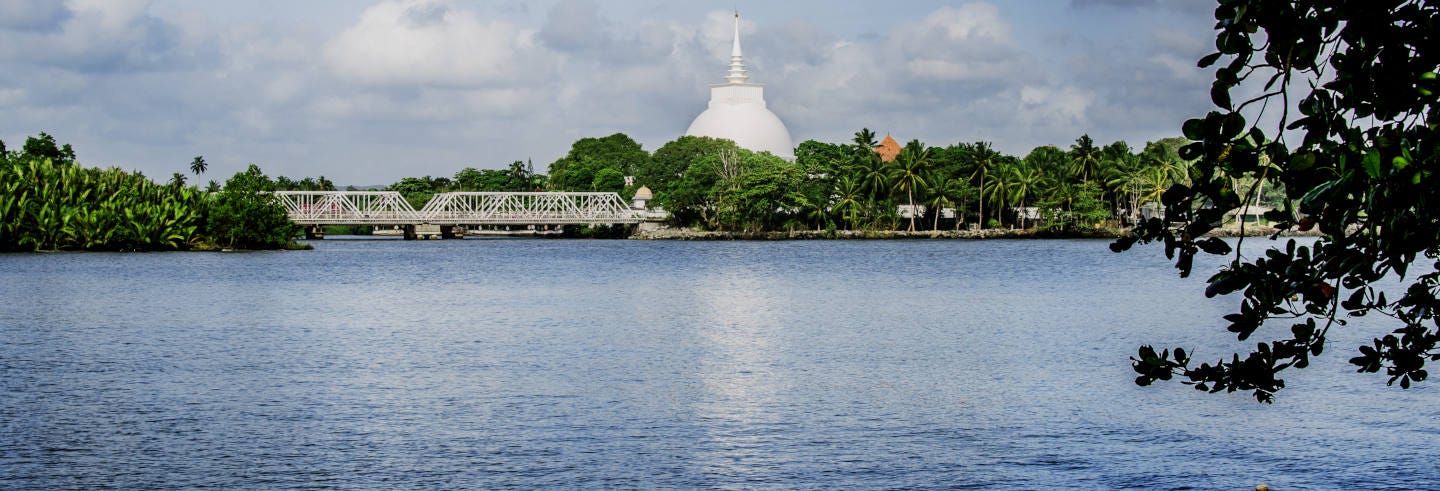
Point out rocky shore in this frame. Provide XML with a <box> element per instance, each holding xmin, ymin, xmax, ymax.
<box><xmin>629</xmin><ymin>224</ymin><xmax>1322</xmax><ymax>240</ymax></box>
<box><xmin>629</xmin><ymin>227</ymin><xmax>1119</xmax><ymax>240</ymax></box>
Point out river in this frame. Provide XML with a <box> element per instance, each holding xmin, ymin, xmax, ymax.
<box><xmin>2</xmin><ymin>238</ymin><xmax>1435</xmax><ymax>489</ymax></box>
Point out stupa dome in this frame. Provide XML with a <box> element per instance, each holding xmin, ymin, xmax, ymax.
<box><xmin>684</xmin><ymin>13</ymin><xmax>794</xmax><ymax>161</ymax></box>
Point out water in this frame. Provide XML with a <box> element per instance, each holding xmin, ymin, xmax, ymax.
<box><xmin>2</xmin><ymin>238</ymin><xmax>1435</xmax><ymax>489</ymax></box>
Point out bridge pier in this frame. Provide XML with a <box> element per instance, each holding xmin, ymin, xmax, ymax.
<box><xmin>403</xmin><ymin>224</ymin><xmax>444</xmax><ymax>240</ymax></box>
<box><xmin>441</xmin><ymin>225</ymin><xmax>467</xmax><ymax>239</ymax></box>
<box><xmin>304</xmin><ymin>225</ymin><xmax>326</xmax><ymax>240</ymax></box>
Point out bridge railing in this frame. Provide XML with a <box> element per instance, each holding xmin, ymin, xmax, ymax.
<box><xmin>420</xmin><ymin>192</ymin><xmax>640</xmax><ymax>224</ymax></box>
<box><xmin>274</xmin><ymin>191</ymin><xmax>640</xmax><ymax>225</ymax></box>
<box><xmin>274</xmin><ymin>191</ymin><xmax>421</xmax><ymax>225</ymax></box>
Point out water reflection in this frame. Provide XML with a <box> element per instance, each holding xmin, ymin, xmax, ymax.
<box><xmin>1</xmin><ymin>239</ymin><xmax>1436</xmax><ymax>489</ymax></box>
<box><xmin>689</xmin><ymin>262</ymin><xmax>789</xmax><ymax>481</ymax></box>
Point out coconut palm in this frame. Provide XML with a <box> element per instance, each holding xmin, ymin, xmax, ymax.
<box><xmin>833</xmin><ymin>177</ymin><xmax>864</xmax><ymax>230</ymax></box>
<box><xmin>189</xmin><ymin>156</ymin><xmax>207</xmax><ymax>176</ymax></box>
<box><xmin>851</xmin><ymin>128</ymin><xmax>878</xmax><ymax>153</ymax></box>
<box><xmin>984</xmin><ymin>160</ymin><xmax>1014</xmax><ymax>228</ymax></box>
<box><xmin>969</xmin><ymin>142</ymin><xmax>1000</xmax><ymax>229</ymax></box>
<box><xmin>859</xmin><ymin>153</ymin><xmax>890</xmax><ymax>204</ymax></box>
<box><xmin>1069</xmin><ymin>134</ymin><xmax>1101</xmax><ymax>185</ymax></box>
<box><xmin>1007</xmin><ymin>163</ymin><xmax>1048</xmax><ymax>229</ymax></box>
<box><xmin>926</xmin><ymin>172</ymin><xmax>960</xmax><ymax>232</ymax></box>
<box><xmin>891</xmin><ymin>140</ymin><xmax>930</xmax><ymax>232</ymax></box>
<box><xmin>169</xmin><ymin>172</ymin><xmax>187</xmax><ymax>187</ymax></box>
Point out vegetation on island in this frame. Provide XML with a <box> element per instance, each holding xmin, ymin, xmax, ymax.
<box><xmin>0</xmin><ymin>133</ymin><xmax>302</xmax><ymax>251</ymax></box>
<box><xmin>1121</xmin><ymin>0</ymin><xmax>1439</xmax><ymax>402</ymax></box>
<box><xmin>376</xmin><ymin>131</ymin><xmax>1261</xmax><ymax>237</ymax></box>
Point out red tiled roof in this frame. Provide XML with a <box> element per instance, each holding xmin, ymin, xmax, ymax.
<box><xmin>876</xmin><ymin>134</ymin><xmax>902</xmax><ymax>162</ymax></box>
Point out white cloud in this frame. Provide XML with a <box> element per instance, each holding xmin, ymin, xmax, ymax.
<box><xmin>1</xmin><ymin>1</ymin><xmax>1222</xmax><ymax>184</ymax></box>
<box><xmin>0</xmin><ymin>0</ymin><xmax>70</xmax><ymax>31</ymax></box>
<box><xmin>324</xmin><ymin>0</ymin><xmax>553</xmax><ymax>87</ymax></box>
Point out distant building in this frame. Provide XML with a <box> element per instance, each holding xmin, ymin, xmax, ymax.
<box><xmin>632</xmin><ymin>186</ymin><xmax>653</xmax><ymax>210</ymax></box>
<box><xmin>875</xmin><ymin>134</ymin><xmax>902</xmax><ymax>163</ymax></box>
<box><xmin>684</xmin><ymin>13</ymin><xmax>795</xmax><ymax>160</ymax></box>
<box><xmin>1226</xmin><ymin>205</ymin><xmax>1274</xmax><ymax>225</ymax></box>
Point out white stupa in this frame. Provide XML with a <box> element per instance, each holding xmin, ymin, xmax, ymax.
<box><xmin>684</xmin><ymin>13</ymin><xmax>795</xmax><ymax>161</ymax></box>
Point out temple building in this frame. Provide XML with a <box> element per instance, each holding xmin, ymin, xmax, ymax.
<box><xmin>684</xmin><ymin>13</ymin><xmax>795</xmax><ymax>160</ymax></box>
<box><xmin>875</xmin><ymin>134</ymin><xmax>902</xmax><ymax>162</ymax></box>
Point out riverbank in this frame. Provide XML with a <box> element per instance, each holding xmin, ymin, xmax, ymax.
<box><xmin>630</xmin><ymin>227</ymin><xmax>1120</xmax><ymax>240</ymax></box>
<box><xmin>629</xmin><ymin>224</ymin><xmax>1322</xmax><ymax>240</ymax></box>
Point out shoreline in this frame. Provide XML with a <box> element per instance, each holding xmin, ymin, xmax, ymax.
<box><xmin>628</xmin><ymin>225</ymin><xmax>1321</xmax><ymax>241</ymax></box>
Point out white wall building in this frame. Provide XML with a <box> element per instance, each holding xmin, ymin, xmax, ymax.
<box><xmin>684</xmin><ymin>13</ymin><xmax>795</xmax><ymax>161</ymax></box>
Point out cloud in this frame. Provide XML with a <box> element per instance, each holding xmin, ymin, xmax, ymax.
<box><xmin>0</xmin><ymin>0</ymin><xmax>207</xmax><ymax>74</ymax></box>
<box><xmin>324</xmin><ymin>0</ymin><xmax>554</xmax><ymax>87</ymax></box>
<box><xmin>0</xmin><ymin>0</ymin><xmax>71</xmax><ymax>31</ymax></box>
<box><xmin>0</xmin><ymin>1</ymin><xmax>1225</xmax><ymax>184</ymax></box>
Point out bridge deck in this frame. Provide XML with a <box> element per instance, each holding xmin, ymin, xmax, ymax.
<box><xmin>274</xmin><ymin>191</ymin><xmax>642</xmax><ymax>226</ymax></box>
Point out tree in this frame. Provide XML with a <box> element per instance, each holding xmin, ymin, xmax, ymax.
<box><xmin>204</xmin><ymin>164</ymin><xmax>299</xmax><ymax>249</ymax></box>
<box><xmin>716</xmin><ymin>151</ymin><xmax>805</xmax><ymax>232</ymax></box>
<box><xmin>833</xmin><ymin>176</ymin><xmax>864</xmax><ymax>230</ymax></box>
<box><xmin>646</xmin><ymin>136</ymin><xmax>738</xmax><ymax>200</ymax></box>
<box><xmin>547</xmin><ymin>133</ymin><xmax>650</xmax><ymax>191</ymax></box>
<box><xmin>170</xmin><ymin>172</ymin><xmax>187</xmax><ymax>187</ymax></box>
<box><xmin>190</xmin><ymin>156</ymin><xmax>207</xmax><ymax>176</ymax></box>
<box><xmin>984</xmin><ymin>158</ymin><xmax>1014</xmax><ymax>228</ymax></box>
<box><xmin>1008</xmin><ymin>163</ymin><xmax>1048</xmax><ymax>229</ymax></box>
<box><xmin>1115</xmin><ymin>0</ymin><xmax>1440</xmax><ymax>403</ymax></box>
<box><xmin>970</xmin><ymin>142</ymin><xmax>1001</xmax><ymax>229</ymax></box>
<box><xmin>19</xmin><ymin>132</ymin><xmax>76</xmax><ymax>165</ymax></box>
<box><xmin>926</xmin><ymin>173</ymin><xmax>961</xmax><ymax>232</ymax></box>
<box><xmin>591</xmin><ymin>167</ymin><xmax>626</xmax><ymax>193</ymax></box>
<box><xmin>891</xmin><ymin>140</ymin><xmax>930</xmax><ymax>232</ymax></box>
<box><xmin>1069</xmin><ymin>134</ymin><xmax>1101</xmax><ymax>185</ymax></box>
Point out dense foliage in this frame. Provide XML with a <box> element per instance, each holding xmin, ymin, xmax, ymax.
<box><xmin>378</xmin><ymin>128</ymin><xmax>1239</xmax><ymax>235</ymax></box>
<box><xmin>626</xmin><ymin>131</ymin><xmax>1206</xmax><ymax>234</ymax></box>
<box><xmin>1</xmin><ymin>157</ymin><xmax>203</xmax><ymax>251</ymax></box>
<box><xmin>0</xmin><ymin>134</ymin><xmax>301</xmax><ymax>251</ymax></box>
<box><xmin>205</xmin><ymin>164</ymin><xmax>301</xmax><ymax>249</ymax></box>
<box><xmin>1119</xmin><ymin>0</ymin><xmax>1439</xmax><ymax>402</ymax></box>
<box><xmin>381</xmin><ymin>160</ymin><xmax>542</xmax><ymax>209</ymax></box>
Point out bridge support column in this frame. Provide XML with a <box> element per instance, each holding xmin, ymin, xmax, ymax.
<box><xmin>441</xmin><ymin>225</ymin><xmax>466</xmax><ymax>239</ymax></box>
<box><xmin>304</xmin><ymin>225</ymin><xmax>325</xmax><ymax>240</ymax></box>
<box><xmin>404</xmin><ymin>224</ymin><xmax>443</xmax><ymax>240</ymax></box>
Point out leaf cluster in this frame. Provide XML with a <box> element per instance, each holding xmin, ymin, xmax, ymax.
<box><xmin>1116</xmin><ymin>0</ymin><xmax>1440</xmax><ymax>402</ymax></box>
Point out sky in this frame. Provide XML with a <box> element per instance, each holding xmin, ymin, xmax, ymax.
<box><xmin>0</xmin><ymin>0</ymin><xmax>1220</xmax><ymax>185</ymax></box>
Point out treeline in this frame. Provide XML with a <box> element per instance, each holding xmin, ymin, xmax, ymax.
<box><xmin>1</xmin><ymin>133</ymin><xmax>301</xmax><ymax>251</ymax></box>
<box><xmin>383</xmin><ymin>130</ymin><xmax>1286</xmax><ymax>233</ymax></box>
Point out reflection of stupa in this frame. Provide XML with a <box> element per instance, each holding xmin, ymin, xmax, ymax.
<box><xmin>684</xmin><ymin>13</ymin><xmax>795</xmax><ymax>160</ymax></box>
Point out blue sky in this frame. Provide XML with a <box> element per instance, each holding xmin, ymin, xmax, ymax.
<box><xmin>0</xmin><ymin>0</ymin><xmax>1218</xmax><ymax>185</ymax></box>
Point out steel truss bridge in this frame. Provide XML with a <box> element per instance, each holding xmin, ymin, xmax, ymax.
<box><xmin>274</xmin><ymin>191</ymin><xmax>641</xmax><ymax>239</ymax></box>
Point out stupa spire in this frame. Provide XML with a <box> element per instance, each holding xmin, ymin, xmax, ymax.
<box><xmin>725</xmin><ymin>11</ymin><xmax>749</xmax><ymax>84</ymax></box>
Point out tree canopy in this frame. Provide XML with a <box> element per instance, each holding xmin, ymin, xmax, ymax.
<box><xmin>547</xmin><ymin>133</ymin><xmax>650</xmax><ymax>192</ymax></box>
<box><xmin>1117</xmin><ymin>0</ymin><xmax>1440</xmax><ymax>402</ymax></box>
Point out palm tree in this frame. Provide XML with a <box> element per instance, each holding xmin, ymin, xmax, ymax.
<box><xmin>1106</xmin><ymin>165</ymin><xmax>1148</xmax><ymax>225</ymax></box>
<box><xmin>169</xmin><ymin>172</ymin><xmax>187</xmax><ymax>187</ymax></box>
<box><xmin>1069</xmin><ymin>134</ymin><xmax>1101</xmax><ymax>185</ymax></box>
<box><xmin>851</xmin><ymin>128</ymin><xmax>878</xmax><ymax>153</ymax></box>
<box><xmin>859</xmin><ymin>153</ymin><xmax>890</xmax><ymax>204</ymax></box>
<box><xmin>189</xmin><ymin>156</ymin><xmax>207</xmax><ymax>176</ymax></box>
<box><xmin>507</xmin><ymin>160</ymin><xmax>531</xmax><ymax>191</ymax></box>
<box><xmin>970</xmin><ymin>142</ymin><xmax>999</xmax><ymax>229</ymax></box>
<box><xmin>833</xmin><ymin>177</ymin><xmax>864</xmax><ymax>230</ymax></box>
<box><xmin>891</xmin><ymin>140</ymin><xmax>930</xmax><ymax>232</ymax></box>
<box><xmin>926</xmin><ymin>172</ymin><xmax>959</xmax><ymax>232</ymax></box>
<box><xmin>1008</xmin><ymin>164</ymin><xmax>1048</xmax><ymax>229</ymax></box>
<box><xmin>985</xmin><ymin>160</ymin><xmax>1014</xmax><ymax>228</ymax></box>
